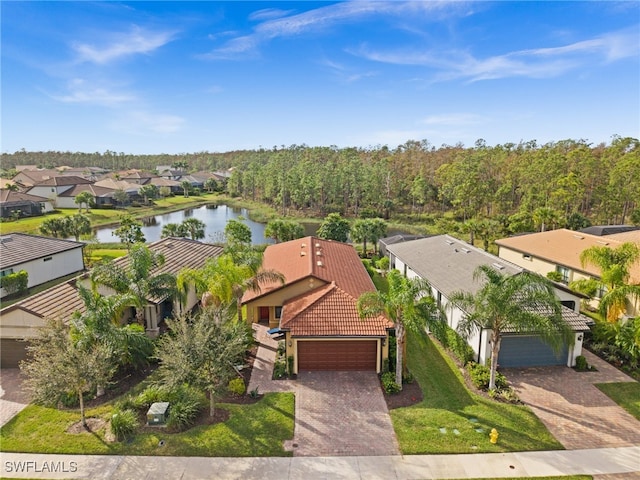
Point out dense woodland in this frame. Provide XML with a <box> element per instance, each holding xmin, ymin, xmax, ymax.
<box><xmin>3</xmin><ymin>136</ymin><xmax>639</xmax><ymax>235</ymax></box>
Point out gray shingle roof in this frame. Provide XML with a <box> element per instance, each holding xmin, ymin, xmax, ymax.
<box><xmin>387</xmin><ymin>234</ymin><xmax>523</xmax><ymax>297</ymax></box>
<box><xmin>0</xmin><ymin>233</ymin><xmax>84</xmax><ymax>269</ymax></box>
<box><xmin>387</xmin><ymin>234</ymin><xmax>592</xmax><ymax>332</ymax></box>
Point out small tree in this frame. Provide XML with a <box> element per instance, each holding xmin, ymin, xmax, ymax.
<box><xmin>155</xmin><ymin>306</ymin><xmax>250</xmax><ymax>417</ymax></box>
<box><xmin>113</xmin><ymin>214</ymin><xmax>145</xmax><ymax>251</ymax></box>
<box><xmin>138</xmin><ymin>184</ymin><xmax>159</xmax><ymax>205</ymax></box>
<box><xmin>317</xmin><ymin>213</ymin><xmax>350</xmax><ymax>242</ymax></box>
<box><xmin>74</xmin><ymin>191</ymin><xmax>94</xmax><ymax>213</ymax></box>
<box><xmin>65</xmin><ymin>214</ymin><xmax>92</xmax><ymax>241</ymax></box>
<box><xmin>161</xmin><ymin>223</ymin><xmax>187</xmax><ymax>238</ymax></box>
<box><xmin>265</xmin><ymin>219</ymin><xmax>305</xmax><ymax>243</ymax></box>
<box><xmin>40</xmin><ymin>217</ymin><xmax>68</xmax><ymax>238</ymax></box>
<box><xmin>181</xmin><ymin>180</ymin><xmax>191</xmax><ymax>198</ymax></box>
<box><xmin>181</xmin><ymin>218</ymin><xmax>205</xmax><ymax>240</ymax></box>
<box><xmin>225</xmin><ymin>218</ymin><xmax>252</xmax><ymax>247</ymax></box>
<box><xmin>21</xmin><ymin>318</ymin><xmax>115</xmax><ymax>427</ymax></box>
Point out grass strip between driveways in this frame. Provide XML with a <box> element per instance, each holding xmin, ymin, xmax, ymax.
<box><xmin>0</xmin><ymin>392</ymin><xmax>294</xmax><ymax>457</ymax></box>
<box><xmin>595</xmin><ymin>382</ymin><xmax>640</xmax><ymax>420</ymax></box>
<box><xmin>389</xmin><ymin>330</ymin><xmax>565</xmax><ymax>454</ymax></box>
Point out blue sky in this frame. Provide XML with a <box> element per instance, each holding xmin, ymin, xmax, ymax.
<box><xmin>2</xmin><ymin>1</ymin><xmax>639</xmax><ymax>154</ymax></box>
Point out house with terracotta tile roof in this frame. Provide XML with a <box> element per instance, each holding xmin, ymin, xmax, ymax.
<box><xmin>496</xmin><ymin>228</ymin><xmax>640</xmax><ymax>317</ymax></box>
<box><xmin>242</xmin><ymin>236</ymin><xmax>393</xmax><ymax>373</ymax></box>
<box><xmin>387</xmin><ymin>235</ymin><xmax>592</xmax><ymax>368</ymax></box>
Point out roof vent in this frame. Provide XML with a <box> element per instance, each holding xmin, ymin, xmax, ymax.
<box><xmin>315</xmin><ymin>243</ymin><xmax>321</xmax><ymax>248</ymax></box>
<box><xmin>446</xmin><ymin>240</ymin><xmax>455</xmax><ymax>245</ymax></box>
<box><xmin>316</xmin><ymin>250</ymin><xmax>322</xmax><ymax>256</ymax></box>
<box><xmin>300</xmin><ymin>251</ymin><xmax>306</xmax><ymax>256</ymax></box>
<box><xmin>317</xmin><ymin>261</ymin><xmax>323</xmax><ymax>267</ymax></box>
<box><xmin>301</xmin><ymin>243</ymin><xmax>306</xmax><ymax>248</ymax></box>
<box><xmin>461</xmin><ymin>248</ymin><xmax>471</xmax><ymax>253</ymax></box>
<box><xmin>492</xmin><ymin>262</ymin><xmax>505</xmax><ymax>270</ymax></box>
<box><xmin>596</xmin><ymin>240</ymin><xmax>609</xmax><ymax>245</ymax></box>
<box><xmin>573</xmin><ymin>234</ymin><xmax>584</xmax><ymax>240</ymax></box>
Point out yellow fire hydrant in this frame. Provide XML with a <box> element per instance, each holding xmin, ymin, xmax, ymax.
<box><xmin>489</xmin><ymin>428</ymin><xmax>499</xmax><ymax>444</ymax></box>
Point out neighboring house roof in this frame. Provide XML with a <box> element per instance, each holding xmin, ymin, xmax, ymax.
<box><xmin>388</xmin><ymin>234</ymin><xmax>522</xmax><ymax>298</ymax></box>
<box><xmin>58</xmin><ymin>184</ymin><xmax>116</xmax><ymax>198</ymax></box>
<box><xmin>281</xmin><ymin>281</ymin><xmax>392</xmax><ymax>336</ymax></box>
<box><xmin>12</xmin><ymin>169</ymin><xmax>60</xmax><ymax>186</ymax></box>
<box><xmin>388</xmin><ymin>234</ymin><xmax>591</xmax><ymax>332</ymax></box>
<box><xmin>580</xmin><ymin>225</ymin><xmax>640</xmax><ymax>236</ymax></box>
<box><xmin>243</xmin><ymin>236</ymin><xmax>376</xmax><ymax>302</ymax></box>
<box><xmin>495</xmin><ymin>228</ymin><xmax>640</xmax><ymax>284</ymax></box>
<box><xmin>94</xmin><ymin>178</ymin><xmax>142</xmax><ymax>192</ymax></box>
<box><xmin>0</xmin><ymin>179</ymin><xmax>17</xmax><ymax>189</ymax></box>
<box><xmin>148</xmin><ymin>177</ymin><xmax>181</xmax><ymax>187</ymax></box>
<box><xmin>0</xmin><ymin>191</ymin><xmax>49</xmax><ymax>204</ymax></box>
<box><xmin>32</xmin><ymin>175</ymin><xmax>93</xmax><ymax>187</ymax></box>
<box><xmin>605</xmin><ymin>230</ymin><xmax>640</xmax><ymax>244</ymax></box>
<box><xmin>0</xmin><ymin>279</ymin><xmax>85</xmax><ymax>320</ymax></box>
<box><xmin>0</xmin><ymin>233</ymin><xmax>85</xmax><ymax>270</ymax></box>
<box><xmin>111</xmin><ymin>237</ymin><xmax>224</xmax><ymax>278</ymax></box>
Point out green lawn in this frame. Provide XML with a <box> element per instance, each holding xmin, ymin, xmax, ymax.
<box><xmin>390</xmin><ymin>330</ymin><xmax>564</xmax><ymax>454</ymax></box>
<box><xmin>595</xmin><ymin>382</ymin><xmax>640</xmax><ymax>420</ymax></box>
<box><xmin>0</xmin><ymin>392</ymin><xmax>294</xmax><ymax>457</ymax></box>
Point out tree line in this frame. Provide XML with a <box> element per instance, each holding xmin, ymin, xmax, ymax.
<box><xmin>3</xmin><ymin>136</ymin><xmax>639</xmax><ymax>229</ymax></box>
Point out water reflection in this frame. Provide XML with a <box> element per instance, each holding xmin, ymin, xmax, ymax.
<box><xmin>93</xmin><ymin>204</ymin><xmax>272</xmax><ymax>245</ymax></box>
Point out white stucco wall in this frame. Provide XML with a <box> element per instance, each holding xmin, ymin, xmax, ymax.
<box><xmin>0</xmin><ymin>248</ymin><xmax>84</xmax><ymax>298</ymax></box>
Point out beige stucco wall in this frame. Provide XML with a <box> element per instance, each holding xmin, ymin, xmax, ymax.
<box><xmin>244</xmin><ymin>277</ymin><xmax>329</xmax><ymax>328</ymax></box>
<box><xmin>0</xmin><ymin>308</ymin><xmax>47</xmax><ymax>340</ymax></box>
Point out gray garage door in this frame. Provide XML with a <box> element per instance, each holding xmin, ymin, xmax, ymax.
<box><xmin>1</xmin><ymin>339</ymin><xmax>28</xmax><ymax>368</ymax></box>
<box><xmin>499</xmin><ymin>336</ymin><xmax>568</xmax><ymax>368</ymax></box>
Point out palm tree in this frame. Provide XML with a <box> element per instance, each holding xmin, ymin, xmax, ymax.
<box><xmin>71</xmin><ymin>285</ymin><xmax>154</xmax><ymax>395</ymax></box>
<box><xmin>357</xmin><ymin>270</ymin><xmax>439</xmax><ymax>389</ymax></box>
<box><xmin>177</xmin><ymin>252</ymin><xmax>283</xmax><ymax>322</ymax></box>
<box><xmin>90</xmin><ymin>244</ymin><xmax>177</xmax><ymax>329</ymax></box>
<box><xmin>450</xmin><ymin>265</ymin><xmax>574</xmax><ymax>390</ymax></box>
<box><xmin>181</xmin><ymin>217</ymin><xmax>205</xmax><ymax>240</ymax></box>
<box><xmin>574</xmin><ymin>242</ymin><xmax>640</xmax><ymax>322</ymax></box>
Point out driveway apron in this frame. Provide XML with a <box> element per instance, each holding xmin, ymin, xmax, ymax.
<box><xmin>0</xmin><ymin>368</ymin><xmax>29</xmax><ymax>427</ymax></box>
<box><xmin>504</xmin><ymin>350</ymin><xmax>640</xmax><ymax>450</ymax></box>
<box><xmin>249</xmin><ymin>324</ymin><xmax>400</xmax><ymax>457</ymax></box>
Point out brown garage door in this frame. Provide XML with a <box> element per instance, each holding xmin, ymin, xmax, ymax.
<box><xmin>1</xmin><ymin>339</ymin><xmax>28</xmax><ymax>368</ymax></box>
<box><xmin>297</xmin><ymin>340</ymin><xmax>377</xmax><ymax>371</ymax></box>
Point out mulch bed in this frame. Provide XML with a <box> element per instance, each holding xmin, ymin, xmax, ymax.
<box><xmin>383</xmin><ymin>380</ymin><xmax>423</xmax><ymax>409</ymax></box>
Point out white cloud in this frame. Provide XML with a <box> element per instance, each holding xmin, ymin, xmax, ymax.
<box><xmin>51</xmin><ymin>78</ymin><xmax>135</xmax><ymax>106</ymax></box>
<box><xmin>205</xmin><ymin>1</ymin><xmax>465</xmax><ymax>58</ymax></box>
<box><xmin>73</xmin><ymin>26</ymin><xmax>175</xmax><ymax>64</ymax></box>
<box><xmin>248</xmin><ymin>8</ymin><xmax>294</xmax><ymax>22</ymax></box>
<box><xmin>355</xmin><ymin>27</ymin><xmax>640</xmax><ymax>82</ymax></box>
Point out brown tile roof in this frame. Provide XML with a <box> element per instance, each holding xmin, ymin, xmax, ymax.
<box><xmin>0</xmin><ymin>233</ymin><xmax>84</xmax><ymax>269</ymax></box>
<box><xmin>112</xmin><ymin>237</ymin><xmax>224</xmax><ymax>277</ymax></box>
<box><xmin>606</xmin><ymin>230</ymin><xmax>640</xmax><ymax>244</ymax></box>
<box><xmin>58</xmin><ymin>184</ymin><xmax>115</xmax><ymax>197</ymax></box>
<box><xmin>280</xmin><ymin>282</ymin><xmax>392</xmax><ymax>337</ymax></box>
<box><xmin>34</xmin><ymin>176</ymin><xmax>93</xmax><ymax>186</ymax></box>
<box><xmin>496</xmin><ymin>229</ymin><xmax>640</xmax><ymax>283</ymax></box>
<box><xmin>1</xmin><ymin>279</ymin><xmax>85</xmax><ymax>320</ymax></box>
<box><xmin>0</xmin><ymin>190</ymin><xmax>49</xmax><ymax>203</ymax></box>
<box><xmin>243</xmin><ymin>236</ymin><xmax>375</xmax><ymax>302</ymax></box>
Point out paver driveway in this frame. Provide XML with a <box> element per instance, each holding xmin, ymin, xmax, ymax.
<box><xmin>504</xmin><ymin>350</ymin><xmax>640</xmax><ymax>450</ymax></box>
<box><xmin>286</xmin><ymin>371</ymin><xmax>400</xmax><ymax>457</ymax></box>
<box><xmin>249</xmin><ymin>324</ymin><xmax>399</xmax><ymax>457</ymax></box>
<box><xmin>0</xmin><ymin>368</ymin><xmax>29</xmax><ymax>427</ymax></box>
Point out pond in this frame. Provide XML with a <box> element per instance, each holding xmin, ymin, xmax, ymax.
<box><xmin>93</xmin><ymin>205</ymin><xmax>273</xmax><ymax>245</ymax></box>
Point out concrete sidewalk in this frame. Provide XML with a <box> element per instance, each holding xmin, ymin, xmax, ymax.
<box><xmin>1</xmin><ymin>447</ymin><xmax>639</xmax><ymax>479</ymax></box>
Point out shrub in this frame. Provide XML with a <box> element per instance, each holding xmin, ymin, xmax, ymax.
<box><xmin>166</xmin><ymin>399</ymin><xmax>200</xmax><ymax>432</ymax></box>
<box><xmin>575</xmin><ymin>355</ymin><xmax>588</xmax><ymax>371</ymax></box>
<box><xmin>381</xmin><ymin>372</ymin><xmax>401</xmax><ymax>394</ymax></box>
<box><xmin>273</xmin><ymin>360</ymin><xmax>287</xmax><ymax>379</ymax></box>
<box><xmin>287</xmin><ymin>355</ymin><xmax>294</xmax><ymax>375</ymax></box>
<box><xmin>249</xmin><ymin>387</ymin><xmax>260</xmax><ymax>399</ymax></box>
<box><xmin>228</xmin><ymin>377</ymin><xmax>246</xmax><ymax>396</ymax></box>
<box><xmin>431</xmin><ymin>323</ymin><xmax>474</xmax><ymax>365</ymax></box>
<box><xmin>111</xmin><ymin>408</ymin><xmax>139</xmax><ymax>441</ymax></box>
<box><xmin>133</xmin><ymin>384</ymin><xmax>168</xmax><ymax>409</ymax></box>
<box><xmin>0</xmin><ymin>270</ymin><xmax>28</xmax><ymax>296</ymax></box>
<box><xmin>467</xmin><ymin>362</ymin><xmax>508</xmax><ymax>391</ymax></box>
<box><xmin>403</xmin><ymin>372</ymin><xmax>415</xmax><ymax>384</ymax></box>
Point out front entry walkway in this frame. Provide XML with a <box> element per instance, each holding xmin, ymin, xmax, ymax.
<box><xmin>504</xmin><ymin>350</ymin><xmax>640</xmax><ymax>450</ymax></box>
<box><xmin>248</xmin><ymin>324</ymin><xmax>399</xmax><ymax>457</ymax></box>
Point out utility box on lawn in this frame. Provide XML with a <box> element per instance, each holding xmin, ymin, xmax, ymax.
<box><xmin>147</xmin><ymin>402</ymin><xmax>170</xmax><ymax>426</ymax></box>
